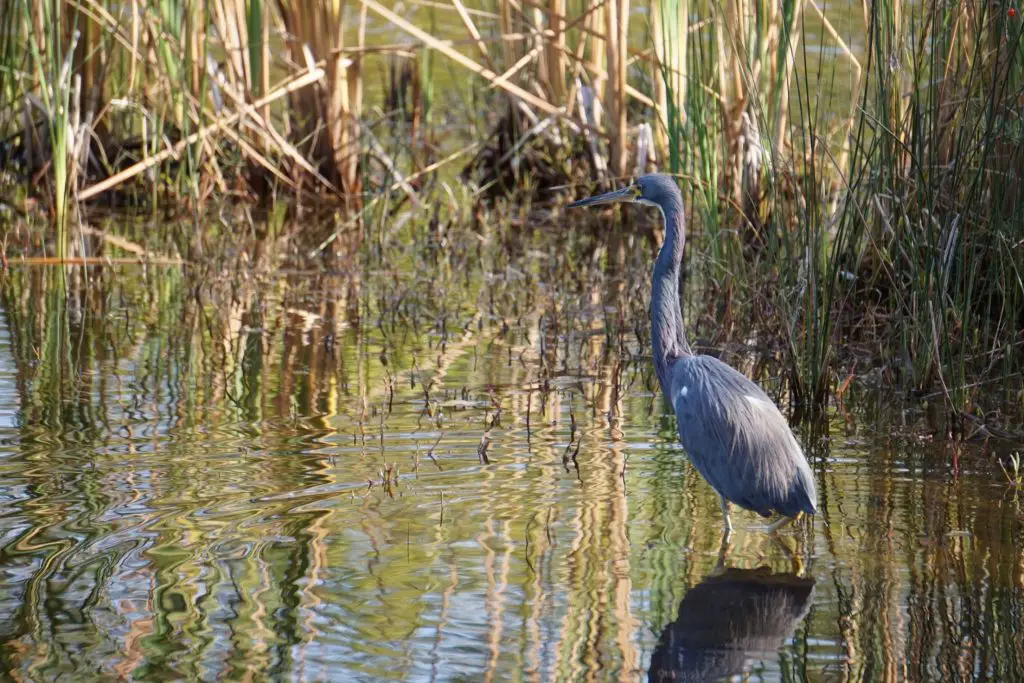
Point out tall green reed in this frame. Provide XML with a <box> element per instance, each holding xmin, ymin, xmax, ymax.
<box><xmin>857</xmin><ymin>0</ymin><xmax>1024</xmax><ymax>412</ymax></box>
<box><xmin>22</xmin><ymin>0</ymin><xmax>78</xmax><ymax>257</ymax></box>
<box><xmin>794</xmin><ymin>0</ymin><xmax>1024</xmax><ymax>414</ymax></box>
<box><xmin>651</xmin><ymin>0</ymin><xmax>1023</xmax><ymax>415</ymax></box>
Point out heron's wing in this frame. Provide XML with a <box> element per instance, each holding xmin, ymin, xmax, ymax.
<box><xmin>670</xmin><ymin>355</ymin><xmax>816</xmax><ymax>517</ymax></box>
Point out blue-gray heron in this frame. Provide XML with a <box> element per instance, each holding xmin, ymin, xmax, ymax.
<box><xmin>568</xmin><ymin>174</ymin><xmax>817</xmax><ymax>535</ymax></box>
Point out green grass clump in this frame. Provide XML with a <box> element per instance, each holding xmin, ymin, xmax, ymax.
<box><xmin>654</xmin><ymin>0</ymin><xmax>1023</xmax><ymax>420</ymax></box>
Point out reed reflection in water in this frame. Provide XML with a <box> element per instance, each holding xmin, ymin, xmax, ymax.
<box><xmin>0</xmin><ymin>247</ymin><xmax>1021</xmax><ymax>681</ymax></box>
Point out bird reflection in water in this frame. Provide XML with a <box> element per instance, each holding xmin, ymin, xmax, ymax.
<box><xmin>649</xmin><ymin>567</ymin><xmax>815</xmax><ymax>682</ymax></box>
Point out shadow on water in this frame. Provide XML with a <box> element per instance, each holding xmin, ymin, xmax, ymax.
<box><xmin>0</xmin><ymin>222</ymin><xmax>1022</xmax><ymax>680</ymax></box>
<box><xmin>648</xmin><ymin>567</ymin><xmax>815</xmax><ymax>682</ymax></box>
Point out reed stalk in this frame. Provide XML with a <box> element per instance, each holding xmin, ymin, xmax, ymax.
<box><xmin>604</xmin><ymin>0</ymin><xmax>629</xmax><ymax>179</ymax></box>
<box><xmin>652</xmin><ymin>0</ymin><xmax>688</xmax><ymax>163</ymax></box>
<box><xmin>275</xmin><ymin>0</ymin><xmax>364</xmax><ymax>203</ymax></box>
<box><xmin>21</xmin><ymin>1</ymin><xmax>80</xmax><ymax>257</ymax></box>
<box><xmin>0</xmin><ymin>0</ymin><xmax>1021</xmax><ymax>416</ymax></box>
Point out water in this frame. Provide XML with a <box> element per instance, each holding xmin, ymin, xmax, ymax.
<box><xmin>0</xmin><ymin>232</ymin><xmax>1021</xmax><ymax>681</ymax></box>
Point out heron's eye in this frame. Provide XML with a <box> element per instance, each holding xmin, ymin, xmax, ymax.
<box><xmin>630</xmin><ymin>183</ymin><xmax>642</xmax><ymax>199</ymax></box>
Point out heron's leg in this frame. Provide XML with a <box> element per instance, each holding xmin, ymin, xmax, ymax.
<box><xmin>765</xmin><ymin>512</ymin><xmax>800</xmax><ymax>534</ymax></box>
<box><xmin>719</xmin><ymin>494</ymin><xmax>733</xmax><ymax>537</ymax></box>
<box><xmin>713</xmin><ymin>530</ymin><xmax>732</xmax><ymax>573</ymax></box>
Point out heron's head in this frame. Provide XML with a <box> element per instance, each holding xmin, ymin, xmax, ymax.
<box><xmin>567</xmin><ymin>173</ymin><xmax>680</xmax><ymax>211</ymax></box>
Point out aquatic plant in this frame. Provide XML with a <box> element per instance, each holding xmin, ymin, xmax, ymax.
<box><xmin>1000</xmin><ymin>452</ymin><xmax>1022</xmax><ymax>487</ymax></box>
<box><xmin>0</xmin><ymin>0</ymin><xmax>1022</xmax><ymax>422</ymax></box>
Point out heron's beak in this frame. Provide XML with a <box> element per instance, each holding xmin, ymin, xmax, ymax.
<box><xmin>567</xmin><ymin>184</ymin><xmax>636</xmax><ymax>208</ymax></box>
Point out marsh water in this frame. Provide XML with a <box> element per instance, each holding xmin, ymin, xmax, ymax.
<box><xmin>0</xmin><ymin>222</ymin><xmax>1021</xmax><ymax>682</ymax></box>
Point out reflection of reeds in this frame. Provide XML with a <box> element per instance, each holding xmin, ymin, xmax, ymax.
<box><xmin>3</xmin><ymin>203</ymin><xmax>1024</xmax><ymax>680</ymax></box>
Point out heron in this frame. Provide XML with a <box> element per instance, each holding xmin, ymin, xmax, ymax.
<box><xmin>568</xmin><ymin>174</ymin><xmax>817</xmax><ymax>536</ymax></box>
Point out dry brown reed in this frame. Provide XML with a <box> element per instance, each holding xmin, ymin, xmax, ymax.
<box><xmin>274</xmin><ymin>0</ymin><xmax>365</xmax><ymax>201</ymax></box>
<box><xmin>3</xmin><ymin>0</ymin><xmax>852</xmax><ymax>209</ymax></box>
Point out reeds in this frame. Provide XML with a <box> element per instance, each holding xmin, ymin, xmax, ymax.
<box><xmin>1</xmin><ymin>0</ymin><xmax>363</xmax><ymax>214</ymax></box>
<box><xmin>0</xmin><ymin>0</ymin><xmax>1022</xmax><ymax>417</ymax></box>
<box><xmin>644</xmin><ymin>0</ymin><xmax>1024</xmax><ymax>417</ymax></box>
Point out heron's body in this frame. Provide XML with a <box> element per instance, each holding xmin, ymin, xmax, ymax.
<box><xmin>568</xmin><ymin>174</ymin><xmax>816</xmax><ymax>533</ymax></box>
<box><xmin>670</xmin><ymin>355</ymin><xmax>816</xmax><ymax>519</ymax></box>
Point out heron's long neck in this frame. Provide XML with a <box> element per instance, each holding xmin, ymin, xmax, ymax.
<box><xmin>651</xmin><ymin>200</ymin><xmax>691</xmax><ymax>390</ymax></box>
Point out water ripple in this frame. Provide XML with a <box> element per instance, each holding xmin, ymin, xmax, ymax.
<box><xmin>0</xmin><ymin>266</ymin><xmax>1020</xmax><ymax>682</ymax></box>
